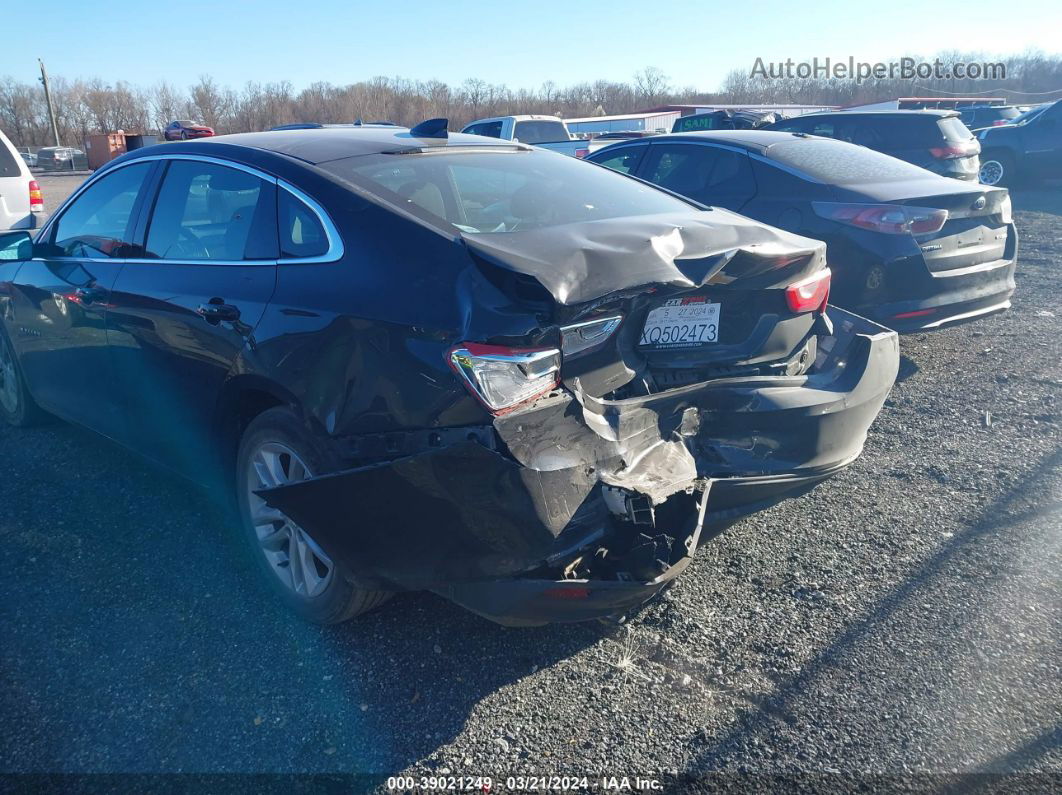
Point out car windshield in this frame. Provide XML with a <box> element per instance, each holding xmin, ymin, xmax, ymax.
<box><xmin>767</xmin><ymin>138</ymin><xmax>936</xmax><ymax>184</ymax></box>
<box><xmin>322</xmin><ymin>149</ymin><xmax>695</xmax><ymax>234</ymax></box>
<box><xmin>177</xmin><ymin>121</ymin><xmax>197</xmax><ymax>126</ymax></box>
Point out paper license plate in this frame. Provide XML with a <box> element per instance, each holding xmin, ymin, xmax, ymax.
<box><xmin>639</xmin><ymin>298</ymin><xmax>720</xmax><ymax>348</ymax></box>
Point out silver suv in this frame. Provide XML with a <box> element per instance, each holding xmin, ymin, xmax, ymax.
<box><xmin>1</xmin><ymin>129</ymin><xmax>43</xmax><ymax>231</ymax></box>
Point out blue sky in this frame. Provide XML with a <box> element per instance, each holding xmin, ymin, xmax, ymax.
<box><xmin>8</xmin><ymin>0</ymin><xmax>1061</xmax><ymax>91</ymax></box>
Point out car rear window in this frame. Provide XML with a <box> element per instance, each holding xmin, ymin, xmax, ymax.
<box><xmin>0</xmin><ymin>139</ymin><xmax>21</xmax><ymax>178</ymax></box>
<box><xmin>324</xmin><ymin>149</ymin><xmax>695</xmax><ymax>235</ymax></box>
<box><xmin>513</xmin><ymin>120</ymin><xmax>570</xmax><ymax>144</ymax></box>
<box><xmin>938</xmin><ymin>117</ymin><xmax>975</xmax><ymax>141</ymax></box>
<box><xmin>766</xmin><ymin>138</ymin><xmax>935</xmax><ymax>184</ymax></box>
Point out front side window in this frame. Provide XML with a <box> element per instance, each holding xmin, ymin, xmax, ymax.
<box><xmin>324</xmin><ymin>149</ymin><xmax>695</xmax><ymax>235</ymax></box>
<box><xmin>52</xmin><ymin>162</ymin><xmax>153</xmax><ymax>258</ymax></box>
<box><xmin>145</xmin><ymin>160</ymin><xmax>277</xmax><ymax>261</ymax></box>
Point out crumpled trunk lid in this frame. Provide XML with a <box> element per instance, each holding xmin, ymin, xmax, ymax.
<box><xmin>463</xmin><ymin>208</ymin><xmax>829</xmax><ymax>398</ymax></box>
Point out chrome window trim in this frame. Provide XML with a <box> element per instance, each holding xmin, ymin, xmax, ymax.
<box><xmin>277</xmin><ymin>181</ymin><xmax>344</xmax><ymax>264</ymax></box>
<box><xmin>35</xmin><ymin>152</ymin><xmax>344</xmax><ymax>266</ymax></box>
<box><xmin>35</xmin><ymin>154</ymin><xmax>278</xmax><ymax>244</ymax></box>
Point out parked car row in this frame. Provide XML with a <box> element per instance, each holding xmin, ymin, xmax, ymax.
<box><xmin>588</xmin><ymin>130</ymin><xmax>1015</xmax><ymax>331</ymax></box>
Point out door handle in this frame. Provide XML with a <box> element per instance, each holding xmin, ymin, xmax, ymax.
<box><xmin>74</xmin><ymin>286</ymin><xmax>107</xmax><ymax>304</ymax></box>
<box><xmin>196</xmin><ymin>300</ymin><xmax>241</xmax><ymax>324</ymax></box>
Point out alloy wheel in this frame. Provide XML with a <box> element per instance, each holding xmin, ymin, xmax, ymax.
<box><xmin>245</xmin><ymin>442</ymin><xmax>334</xmax><ymax>598</ymax></box>
<box><xmin>0</xmin><ymin>335</ymin><xmax>20</xmax><ymax>416</ymax></box>
<box><xmin>979</xmin><ymin>160</ymin><xmax>1004</xmax><ymax>186</ymax></box>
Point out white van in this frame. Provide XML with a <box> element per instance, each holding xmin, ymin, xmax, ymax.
<box><xmin>1</xmin><ymin>128</ymin><xmax>43</xmax><ymax>231</ymax></box>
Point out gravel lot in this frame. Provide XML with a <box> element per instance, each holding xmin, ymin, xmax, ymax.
<box><xmin>1</xmin><ymin>179</ymin><xmax>1059</xmax><ymax>790</ymax></box>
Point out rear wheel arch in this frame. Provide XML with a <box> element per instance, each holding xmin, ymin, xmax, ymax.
<box><xmin>214</xmin><ymin>376</ymin><xmax>301</xmax><ymax>484</ymax></box>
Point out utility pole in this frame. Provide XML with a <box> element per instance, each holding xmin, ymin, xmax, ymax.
<box><xmin>38</xmin><ymin>59</ymin><xmax>60</xmax><ymax>147</ymax></box>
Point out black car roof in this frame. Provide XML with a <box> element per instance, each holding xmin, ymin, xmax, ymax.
<box><xmin>184</xmin><ymin>127</ymin><xmax>520</xmax><ymax>164</ymax></box>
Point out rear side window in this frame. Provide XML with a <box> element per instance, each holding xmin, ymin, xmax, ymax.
<box><xmin>767</xmin><ymin>138</ymin><xmax>935</xmax><ymax>184</ymax></box>
<box><xmin>938</xmin><ymin>117</ymin><xmax>974</xmax><ymax>141</ymax></box>
<box><xmin>52</xmin><ymin>162</ymin><xmax>153</xmax><ymax>258</ymax></box>
<box><xmin>592</xmin><ymin>145</ymin><xmax>647</xmax><ymax>174</ymax></box>
<box><xmin>279</xmin><ymin>189</ymin><xmax>329</xmax><ymax>258</ymax></box>
<box><xmin>640</xmin><ymin>144</ymin><xmax>754</xmax><ymax>208</ymax></box>
<box><xmin>465</xmin><ymin>121</ymin><xmax>504</xmax><ymax>139</ymax></box>
<box><xmin>0</xmin><ymin>138</ymin><xmax>21</xmax><ymax>178</ymax></box>
<box><xmin>513</xmin><ymin>120</ymin><xmax>569</xmax><ymax>144</ymax></box>
<box><xmin>145</xmin><ymin>161</ymin><xmax>278</xmax><ymax>261</ymax></box>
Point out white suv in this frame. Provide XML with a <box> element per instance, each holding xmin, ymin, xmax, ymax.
<box><xmin>1</xmin><ymin>128</ymin><xmax>43</xmax><ymax>231</ymax></box>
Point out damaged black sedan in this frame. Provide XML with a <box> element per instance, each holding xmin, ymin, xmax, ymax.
<box><xmin>0</xmin><ymin>123</ymin><xmax>898</xmax><ymax>626</ymax></box>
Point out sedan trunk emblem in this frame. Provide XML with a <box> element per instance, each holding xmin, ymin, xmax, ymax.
<box><xmin>972</xmin><ymin>196</ymin><xmax>987</xmax><ymax>211</ymax></box>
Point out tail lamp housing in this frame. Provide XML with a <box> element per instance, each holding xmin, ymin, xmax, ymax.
<box><xmin>449</xmin><ymin>343</ymin><xmax>560</xmax><ymax>415</ymax></box>
<box><xmin>813</xmin><ymin>201</ymin><xmax>948</xmax><ymax>236</ymax></box>
<box><xmin>29</xmin><ymin>180</ymin><xmax>43</xmax><ymax>213</ymax></box>
<box><xmin>786</xmin><ymin>267</ymin><xmax>831</xmax><ymax>313</ymax></box>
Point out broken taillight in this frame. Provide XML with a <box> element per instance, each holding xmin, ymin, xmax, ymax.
<box><xmin>449</xmin><ymin>343</ymin><xmax>560</xmax><ymax>415</ymax></box>
<box><xmin>785</xmin><ymin>267</ymin><xmax>831</xmax><ymax>313</ymax></box>
<box><xmin>29</xmin><ymin>180</ymin><xmax>44</xmax><ymax>213</ymax></box>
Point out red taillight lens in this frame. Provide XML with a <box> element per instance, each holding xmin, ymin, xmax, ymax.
<box><xmin>813</xmin><ymin>202</ymin><xmax>948</xmax><ymax>236</ymax></box>
<box><xmin>575</xmin><ymin>148</ymin><xmax>590</xmax><ymax>158</ymax></box>
<box><xmin>786</xmin><ymin>268</ymin><xmax>831</xmax><ymax>313</ymax></box>
<box><xmin>929</xmin><ymin>142</ymin><xmax>976</xmax><ymax>159</ymax></box>
<box><xmin>29</xmin><ymin>180</ymin><xmax>43</xmax><ymax>212</ymax></box>
<box><xmin>449</xmin><ymin>343</ymin><xmax>561</xmax><ymax>415</ymax></box>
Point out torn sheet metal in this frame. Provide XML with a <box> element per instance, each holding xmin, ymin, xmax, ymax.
<box><xmin>461</xmin><ymin>209</ymin><xmax>826</xmax><ymax>306</ymax></box>
<box><xmin>258</xmin><ymin>308</ymin><xmax>897</xmax><ymax>599</ymax></box>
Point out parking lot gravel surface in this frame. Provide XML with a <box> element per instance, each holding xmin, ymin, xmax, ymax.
<box><xmin>1</xmin><ymin>181</ymin><xmax>1059</xmax><ymax>791</ymax></box>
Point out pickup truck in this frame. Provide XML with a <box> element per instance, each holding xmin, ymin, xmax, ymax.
<box><xmin>460</xmin><ymin>115</ymin><xmax>592</xmax><ymax>157</ymax></box>
<box><xmin>976</xmin><ymin>98</ymin><xmax>1062</xmax><ymax>186</ymax></box>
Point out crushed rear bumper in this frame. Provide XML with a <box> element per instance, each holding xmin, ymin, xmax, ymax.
<box><xmin>259</xmin><ymin>307</ymin><xmax>898</xmax><ymax>625</ymax></box>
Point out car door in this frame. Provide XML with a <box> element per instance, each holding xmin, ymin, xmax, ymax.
<box><xmin>1023</xmin><ymin>101</ymin><xmax>1062</xmax><ymax>177</ymax></box>
<box><xmin>636</xmin><ymin>142</ymin><xmax>756</xmax><ymax>212</ymax></box>
<box><xmin>8</xmin><ymin>161</ymin><xmax>156</xmax><ymax>438</ymax></box>
<box><xmin>105</xmin><ymin>156</ymin><xmax>279</xmax><ymax>477</ymax></box>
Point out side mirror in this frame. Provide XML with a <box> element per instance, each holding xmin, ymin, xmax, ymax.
<box><xmin>0</xmin><ymin>231</ymin><xmax>33</xmax><ymax>262</ymax></box>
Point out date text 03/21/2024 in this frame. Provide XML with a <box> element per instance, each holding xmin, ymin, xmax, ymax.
<box><xmin>385</xmin><ymin>774</ymin><xmax>664</xmax><ymax>791</ymax></box>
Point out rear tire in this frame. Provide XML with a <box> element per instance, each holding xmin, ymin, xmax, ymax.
<box><xmin>235</xmin><ymin>407</ymin><xmax>391</xmax><ymax>624</ymax></box>
<box><xmin>979</xmin><ymin>151</ymin><xmax>1017</xmax><ymax>187</ymax></box>
<box><xmin>0</xmin><ymin>327</ymin><xmax>47</xmax><ymax>427</ymax></box>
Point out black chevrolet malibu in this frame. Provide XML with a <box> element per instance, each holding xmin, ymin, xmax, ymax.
<box><xmin>588</xmin><ymin>131</ymin><xmax>1017</xmax><ymax>332</ymax></box>
<box><xmin>0</xmin><ymin>125</ymin><xmax>898</xmax><ymax>626</ymax></box>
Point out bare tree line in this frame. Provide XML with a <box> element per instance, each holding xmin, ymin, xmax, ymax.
<box><xmin>2</xmin><ymin>53</ymin><xmax>1060</xmax><ymax>149</ymax></box>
